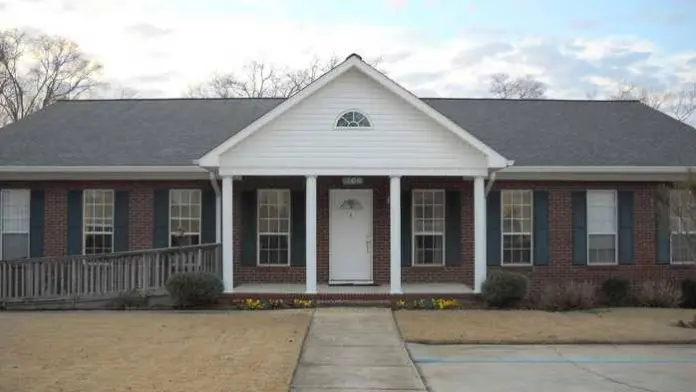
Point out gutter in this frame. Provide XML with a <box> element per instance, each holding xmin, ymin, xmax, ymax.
<box><xmin>0</xmin><ymin>165</ymin><xmax>207</xmax><ymax>173</ymax></box>
<box><xmin>501</xmin><ymin>166</ymin><xmax>696</xmax><ymax>174</ymax></box>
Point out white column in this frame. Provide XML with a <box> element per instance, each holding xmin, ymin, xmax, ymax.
<box><xmin>221</xmin><ymin>176</ymin><xmax>234</xmax><ymax>293</ymax></box>
<box><xmin>215</xmin><ymin>192</ymin><xmax>222</xmax><ymax>243</ymax></box>
<box><xmin>389</xmin><ymin>176</ymin><xmax>402</xmax><ymax>294</ymax></box>
<box><xmin>474</xmin><ymin>176</ymin><xmax>487</xmax><ymax>294</ymax></box>
<box><xmin>305</xmin><ymin>175</ymin><xmax>318</xmax><ymax>294</ymax></box>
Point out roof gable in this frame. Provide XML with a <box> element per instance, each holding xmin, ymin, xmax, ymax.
<box><xmin>197</xmin><ymin>54</ymin><xmax>510</xmax><ymax>169</ymax></box>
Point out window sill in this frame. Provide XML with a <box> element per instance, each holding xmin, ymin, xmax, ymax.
<box><xmin>586</xmin><ymin>263</ymin><xmax>619</xmax><ymax>267</ymax></box>
<box><xmin>410</xmin><ymin>263</ymin><xmax>446</xmax><ymax>267</ymax></box>
<box><xmin>501</xmin><ymin>263</ymin><xmax>533</xmax><ymax>267</ymax></box>
<box><xmin>255</xmin><ymin>264</ymin><xmax>293</xmax><ymax>268</ymax></box>
<box><xmin>670</xmin><ymin>261</ymin><xmax>695</xmax><ymax>266</ymax></box>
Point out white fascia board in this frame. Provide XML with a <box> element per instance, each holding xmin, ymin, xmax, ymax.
<box><xmin>502</xmin><ymin>166</ymin><xmax>696</xmax><ymax>174</ymax></box>
<box><xmin>0</xmin><ymin>166</ymin><xmax>208</xmax><ymax>173</ymax></box>
<box><xmin>218</xmin><ymin>166</ymin><xmax>489</xmax><ymax>177</ymax></box>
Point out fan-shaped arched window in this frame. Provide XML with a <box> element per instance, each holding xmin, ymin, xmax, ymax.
<box><xmin>336</xmin><ymin>111</ymin><xmax>371</xmax><ymax>128</ymax></box>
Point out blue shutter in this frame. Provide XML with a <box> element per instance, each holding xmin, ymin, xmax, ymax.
<box><xmin>486</xmin><ymin>190</ymin><xmax>501</xmax><ymax>266</ymax></box>
<box><xmin>533</xmin><ymin>190</ymin><xmax>549</xmax><ymax>266</ymax></box>
<box><xmin>445</xmin><ymin>190</ymin><xmax>462</xmax><ymax>266</ymax></box>
<box><xmin>113</xmin><ymin>190</ymin><xmax>130</xmax><ymax>252</ymax></box>
<box><xmin>152</xmin><ymin>190</ymin><xmax>169</xmax><ymax>248</ymax></box>
<box><xmin>656</xmin><ymin>192</ymin><xmax>671</xmax><ymax>264</ymax></box>
<box><xmin>67</xmin><ymin>190</ymin><xmax>83</xmax><ymax>255</ymax></box>
<box><xmin>571</xmin><ymin>191</ymin><xmax>587</xmax><ymax>265</ymax></box>
<box><xmin>618</xmin><ymin>191</ymin><xmax>634</xmax><ymax>264</ymax></box>
<box><xmin>29</xmin><ymin>189</ymin><xmax>45</xmax><ymax>257</ymax></box>
<box><xmin>291</xmin><ymin>190</ymin><xmax>306</xmax><ymax>267</ymax></box>
<box><xmin>201</xmin><ymin>189</ymin><xmax>216</xmax><ymax>244</ymax></box>
<box><xmin>240</xmin><ymin>190</ymin><xmax>257</xmax><ymax>266</ymax></box>
<box><xmin>401</xmin><ymin>190</ymin><xmax>412</xmax><ymax>267</ymax></box>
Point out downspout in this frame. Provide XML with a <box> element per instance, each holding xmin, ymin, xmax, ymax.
<box><xmin>206</xmin><ymin>170</ymin><xmax>222</xmax><ymax>243</ymax></box>
<box><xmin>486</xmin><ymin>160</ymin><xmax>515</xmax><ymax>195</ymax></box>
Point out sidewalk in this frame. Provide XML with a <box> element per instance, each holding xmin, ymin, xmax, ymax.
<box><xmin>290</xmin><ymin>307</ymin><xmax>426</xmax><ymax>391</ymax></box>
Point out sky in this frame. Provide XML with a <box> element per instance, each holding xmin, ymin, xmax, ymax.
<box><xmin>1</xmin><ymin>0</ymin><xmax>695</xmax><ymax>99</ymax></box>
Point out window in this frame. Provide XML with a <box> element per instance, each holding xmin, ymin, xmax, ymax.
<box><xmin>83</xmin><ymin>189</ymin><xmax>114</xmax><ymax>255</ymax></box>
<box><xmin>587</xmin><ymin>190</ymin><xmax>617</xmax><ymax>265</ymax></box>
<box><xmin>170</xmin><ymin>189</ymin><xmax>201</xmax><ymax>247</ymax></box>
<box><xmin>336</xmin><ymin>110</ymin><xmax>371</xmax><ymax>128</ymax></box>
<box><xmin>0</xmin><ymin>189</ymin><xmax>30</xmax><ymax>260</ymax></box>
<box><xmin>258</xmin><ymin>189</ymin><xmax>291</xmax><ymax>265</ymax></box>
<box><xmin>501</xmin><ymin>190</ymin><xmax>533</xmax><ymax>265</ymax></box>
<box><xmin>412</xmin><ymin>190</ymin><xmax>445</xmax><ymax>265</ymax></box>
<box><xmin>669</xmin><ymin>189</ymin><xmax>696</xmax><ymax>264</ymax></box>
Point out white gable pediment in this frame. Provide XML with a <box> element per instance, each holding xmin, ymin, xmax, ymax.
<box><xmin>199</xmin><ymin>55</ymin><xmax>509</xmax><ymax>176</ymax></box>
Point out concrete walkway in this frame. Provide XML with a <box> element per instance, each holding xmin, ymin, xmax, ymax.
<box><xmin>291</xmin><ymin>308</ymin><xmax>426</xmax><ymax>391</ymax></box>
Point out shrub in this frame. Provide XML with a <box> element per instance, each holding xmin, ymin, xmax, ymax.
<box><xmin>599</xmin><ymin>277</ymin><xmax>631</xmax><ymax>306</ymax></box>
<box><xmin>165</xmin><ymin>272</ymin><xmax>224</xmax><ymax>308</ymax></box>
<box><xmin>105</xmin><ymin>289</ymin><xmax>150</xmax><ymax>309</ymax></box>
<box><xmin>681</xmin><ymin>279</ymin><xmax>696</xmax><ymax>308</ymax></box>
<box><xmin>636</xmin><ymin>280</ymin><xmax>680</xmax><ymax>308</ymax></box>
<box><xmin>537</xmin><ymin>281</ymin><xmax>597</xmax><ymax>311</ymax></box>
<box><xmin>481</xmin><ymin>271</ymin><xmax>529</xmax><ymax>308</ymax></box>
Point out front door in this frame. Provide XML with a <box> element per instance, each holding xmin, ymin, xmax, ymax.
<box><xmin>329</xmin><ymin>189</ymin><xmax>373</xmax><ymax>284</ymax></box>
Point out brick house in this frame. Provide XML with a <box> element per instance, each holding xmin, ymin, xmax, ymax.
<box><xmin>0</xmin><ymin>54</ymin><xmax>695</xmax><ymax>296</ymax></box>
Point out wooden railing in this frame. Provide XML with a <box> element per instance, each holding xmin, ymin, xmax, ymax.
<box><xmin>0</xmin><ymin>243</ymin><xmax>221</xmax><ymax>302</ymax></box>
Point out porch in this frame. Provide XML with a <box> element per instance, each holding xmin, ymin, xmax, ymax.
<box><xmin>219</xmin><ymin>175</ymin><xmax>489</xmax><ymax>295</ymax></box>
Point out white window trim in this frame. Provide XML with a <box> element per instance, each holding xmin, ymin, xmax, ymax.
<box><xmin>0</xmin><ymin>189</ymin><xmax>31</xmax><ymax>261</ymax></box>
<box><xmin>670</xmin><ymin>233</ymin><xmax>696</xmax><ymax>265</ymax></box>
<box><xmin>669</xmin><ymin>189</ymin><xmax>696</xmax><ymax>265</ymax></box>
<box><xmin>411</xmin><ymin>189</ymin><xmax>446</xmax><ymax>267</ymax></box>
<box><xmin>82</xmin><ymin>189</ymin><xmax>115</xmax><ymax>255</ymax></box>
<box><xmin>257</xmin><ymin>189</ymin><xmax>292</xmax><ymax>267</ymax></box>
<box><xmin>500</xmin><ymin>189</ymin><xmax>534</xmax><ymax>267</ymax></box>
<box><xmin>334</xmin><ymin>109</ymin><xmax>373</xmax><ymax>129</ymax></box>
<box><xmin>586</xmin><ymin>189</ymin><xmax>619</xmax><ymax>266</ymax></box>
<box><xmin>168</xmin><ymin>189</ymin><xmax>202</xmax><ymax>247</ymax></box>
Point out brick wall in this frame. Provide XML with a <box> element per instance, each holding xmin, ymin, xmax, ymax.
<box><xmin>488</xmin><ymin>181</ymin><xmax>696</xmax><ymax>294</ymax></box>
<box><xmin>2</xmin><ymin>177</ymin><xmax>694</xmax><ymax>290</ymax></box>
<box><xmin>0</xmin><ymin>180</ymin><xmax>212</xmax><ymax>256</ymax></box>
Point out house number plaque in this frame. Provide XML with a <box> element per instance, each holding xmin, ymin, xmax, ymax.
<box><xmin>342</xmin><ymin>177</ymin><xmax>364</xmax><ymax>186</ymax></box>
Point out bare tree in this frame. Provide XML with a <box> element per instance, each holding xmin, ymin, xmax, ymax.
<box><xmin>610</xmin><ymin>83</ymin><xmax>696</xmax><ymax>123</ymax></box>
<box><xmin>488</xmin><ymin>73</ymin><xmax>547</xmax><ymax>99</ymax></box>
<box><xmin>187</xmin><ymin>56</ymin><xmax>378</xmax><ymax>98</ymax></box>
<box><xmin>0</xmin><ymin>29</ymin><xmax>102</xmax><ymax>125</ymax></box>
<box><xmin>656</xmin><ymin>174</ymin><xmax>696</xmax><ymax>265</ymax></box>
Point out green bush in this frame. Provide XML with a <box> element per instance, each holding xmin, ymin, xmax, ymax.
<box><xmin>481</xmin><ymin>271</ymin><xmax>529</xmax><ymax>308</ymax></box>
<box><xmin>681</xmin><ymin>279</ymin><xmax>696</xmax><ymax>308</ymax></box>
<box><xmin>636</xmin><ymin>280</ymin><xmax>680</xmax><ymax>308</ymax></box>
<box><xmin>105</xmin><ymin>289</ymin><xmax>150</xmax><ymax>309</ymax></box>
<box><xmin>165</xmin><ymin>272</ymin><xmax>224</xmax><ymax>307</ymax></box>
<box><xmin>537</xmin><ymin>281</ymin><xmax>597</xmax><ymax>311</ymax></box>
<box><xmin>600</xmin><ymin>277</ymin><xmax>631</xmax><ymax>306</ymax></box>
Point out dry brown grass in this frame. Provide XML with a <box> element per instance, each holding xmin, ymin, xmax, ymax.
<box><xmin>395</xmin><ymin>308</ymin><xmax>696</xmax><ymax>344</ymax></box>
<box><xmin>0</xmin><ymin>310</ymin><xmax>312</xmax><ymax>392</ymax></box>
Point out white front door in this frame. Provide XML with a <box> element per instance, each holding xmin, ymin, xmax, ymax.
<box><xmin>329</xmin><ymin>189</ymin><xmax>373</xmax><ymax>284</ymax></box>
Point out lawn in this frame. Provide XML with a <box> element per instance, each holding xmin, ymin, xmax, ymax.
<box><xmin>0</xmin><ymin>310</ymin><xmax>312</xmax><ymax>392</ymax></box>
<box><xmin>395</xmin><ymin>308</ymin><xmax>696</xmax><ymax>344</ymax></box>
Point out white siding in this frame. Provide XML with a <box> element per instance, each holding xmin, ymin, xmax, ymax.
<box><xmin>220</xmin><ymin>69</ymin><xmax>486</xmax><ymax>174</ymax></box>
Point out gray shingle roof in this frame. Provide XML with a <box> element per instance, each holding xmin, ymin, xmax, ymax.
<box><xmin>0</xmin><ymin>98</ymin><xmax>694</xmax><ymax>167</ymax></box>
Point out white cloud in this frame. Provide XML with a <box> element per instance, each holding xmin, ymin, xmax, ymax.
<box><xmin>1</xmin><ymin>0</ymin><xmax>693</xmax><ymax>100</ymax></box>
